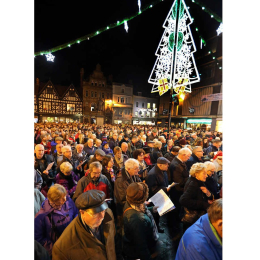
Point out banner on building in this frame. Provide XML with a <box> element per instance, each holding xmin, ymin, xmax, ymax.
<box><xmin>201</xmin><ymin>93</ymin><xmax>222</xmax><ymax>102</ymax></box>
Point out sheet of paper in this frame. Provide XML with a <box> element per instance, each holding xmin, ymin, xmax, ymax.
<box><xmin>167</xmin><ymin>182</ymin><xmax>179</xmax><ymax>189</ymax></box>
<box><xmin>46</xmin><ymin>162</ymin><xmax>54</xmax><ymax>171</ymax></box>
<box><xmin>149</xmin><ymin>189</ymin><xmax>175</xmax><ymax>216</ymax></box>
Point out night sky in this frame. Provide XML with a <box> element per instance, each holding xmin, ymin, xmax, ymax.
<box><xmin>34</xmin><ymin>0</ymin><xmax>222</xmax><ymax>96</ymax></box>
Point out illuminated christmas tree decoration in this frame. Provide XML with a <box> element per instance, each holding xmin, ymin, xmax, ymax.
<box><xmin>96</xmin><ymin>31</ymin><xmax>99</xmax><ymax>34</ymax></box>
<box><xmin>150</xmin><ymin>5</ymin><xmax>153</xmax><ymax>8</ymax></box>
<box><xmin>124</xmin><ymin>21</ymin><xmax>129</xmax><ymax>32</ymax></box>
<box><xmin>77</xmin><ymin>40</ymin><xmax>80</xmax><ymax>43</ymax></box>
<box><xmin>212</xmin><ymin>56</ymin><xmax>215</xmax><ymax>59</ymax></box>
<box><xmin>68</xmin><ymin>44</ymin><xmax>71</xmax><ymax>47</ymax></box>
<box><xmin>211</xmin><ymin>15</ymin><xmax>214</xmax><ymax>18</ymax></box>
<box><xmin>41</xmin><ymin>53</ymin><xmax>43</xmax><ymax>55</ymax></box>
<box><xmin>216</xmin><ymin>23</ymin><xmax>223</xmax><ymax>35</ymax></box>
<box><xmin>107</xmin><ymin>26</ymin><xmax>110</xmax><ymax>29</ymax></box>
<box><xmin>208</xmin><ymin>51</ymin><xmax>211</xmax><ymax>54</ymax></box>
<box><xmin>202</xmin><ymin>7</ymin><xmax>205</xmax><ymax>10</ymax></box>
<box><xmin>219</xmin><ymin>67</ymin><xmax>222</xmax><ymax>69</ymax></box>
<box><xmin>196</xmin><ymin>28</ymin><xmax>198</xmax><ymax>31</ymax></box>
<box><xmin>138</xmin><ymin>0</ymin><xmax>141</xmax><ymax>13</ymax></box>
<box><xmin>45</xmin><ymin>53</ymin><xmax>55</xmax><ymax>62</ymax></box>
<box><xmin>158</xmin><ymin>78</ymin><xmax>169</xmax><ymax>96</ymax></box>
<box><xmin>88</xmin><ymin>37</ymin><xmax>90</xmax><ymax>40</ymax></box>
<box><xmin>148</xmin><ymin>0</ymin><xmax>200</xmax><ymax>94</ymax></box>
<box><xmin>117</xmin><ymin>21</ymin><xmax>120</xmax><ymax>24</ymax></box>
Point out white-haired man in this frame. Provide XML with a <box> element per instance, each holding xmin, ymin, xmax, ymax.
<box><xmin>169</xmin><ymin>147</ymin><xmax>192</xmax><ymax>233</ymax></box>
<box><xmin>83</xmin><ymin>138</ymin><xmax>96</xmax><ymax>156</ymax></box>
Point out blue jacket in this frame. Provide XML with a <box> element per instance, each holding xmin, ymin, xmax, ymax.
<box><xmin>175</xmin><ymin>214</ymin><xmax>222</xmax><ymax>260</ymax></box>
<box><xmin>34</xmin><ymin>196</ymin><xmax>78</xmax><ymax>256</ymax></box>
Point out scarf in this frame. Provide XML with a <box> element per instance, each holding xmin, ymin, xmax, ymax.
<box><xmin>49</xmin><ymin>199</ymin><xmax>63</xmax><ymax>211</ymax></box>
<box><xmin>115</xmin><ymin>155</ymin><xmax>124</xmax><ymax>168</ymax></box>
<box><xmin>130</xmin><ymin>203</ymin><xmax>159</xmax><ymax>241</ymax></box>
<box><xmin>59</xmin><ymin>171</ymin><xmax>75</xmax><ymax>190</ymax></box>
<box><xmin>106</xmin><ymin>167</ymin><xmax>115</xmax><ymax>182</ymax></box>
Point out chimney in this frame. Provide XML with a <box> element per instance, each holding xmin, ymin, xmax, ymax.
<box><xmin>80</xmin><ymin>68</ymin><xmax>84</xmax><ymax>88</ymax></box>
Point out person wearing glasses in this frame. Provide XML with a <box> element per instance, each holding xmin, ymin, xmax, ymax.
<box><xmin>52</xmin><ymin>190</ymin><xmax>120</xmax><ymax>260</ymax></box>
<box><xmin>186</xmin><ymin>146</ymin><xmax>204</xmax><ymax>173</ymax></box>
<box><xmin>34</xmin><ymin>184</ymin><xmax>78</xmax><ymax>257</ymax></box>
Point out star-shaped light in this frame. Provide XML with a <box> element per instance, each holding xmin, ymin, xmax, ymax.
<box><xmin>216</xmin><ymin>23</ymin><xmax>223</xmax><ymax>36</ymax></box>
<box><xmin>45</xmin><ymin>53</ymin><xmax>55</xmax><ymax>62</ymax></box>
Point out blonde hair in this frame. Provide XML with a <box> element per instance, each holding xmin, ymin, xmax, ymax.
<box><xmin>189</xmin><ymin>163</ymin><xmax>206</xmax><ymax>177</ymax></box>
<box><xmin>60</xmin><ymin>161</ymin><xmax>73</xmax><ymax>174</ymax></box>
<box><xmin>47</xmin><ymin>184</ymin><xmax>67</xmax><ymax>203</ymax></box>
<box><xmin>154</xmin><ymin>141</ymin><xmax>162</xmax><ymax>149</ymax></box>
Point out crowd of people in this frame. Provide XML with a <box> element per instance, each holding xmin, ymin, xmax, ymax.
<box><xmin>34</xmin><ymin>123</ymin><xmax>223</xmax><ymax>260</ymax></box>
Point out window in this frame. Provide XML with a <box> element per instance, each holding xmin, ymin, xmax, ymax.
<box><xmin>122</xmin><ymin>88</ymin><xmax>124</xmax><ymax>93</ymax></box>
<box><xmin>91</xmin><ymin>91</ymin><xmax>94</xmax><ymax>98</ymax></box>
<box><xmin>43</xmin><ymin>101</ymin><xmax>51</xmax><ymax>111</ymax></box>
<box><xmin>121</xmin><ymin>97</ymin><xmax>124</xmax><ymax>103</ymax></box>
<box><xmin>142</xmin><ymin>103</ymin><xmax>144</xmax><ymax>108</ymax></box>
<box><xmin>99</xmin><ymin>92</ymin><xmax>101</xmax><ymax>98</ymax></box>
<box><xmin>125</xmin><ymin>110</ymin><xmax>128</xmax><ymax>115</ymax></box>
<box><xmin>91</xmin><ymin>82</ymin><xmax>94</xmax><ymax>86</ymax></box>
<box><xmin>119</xmin><ymin>110</ymin><xmax>122</xmax><ymax>115</ymax></box>
<box><xmin>91</xmin><ymin>106</ymin><xmax>95</xmax><ymax>111</ymax></box>
<box><xmin>67</xmin><ymin>104</ymin><xmax>75</xmax><ymax>112</ymax></box>
<box><xmin>95</xmin><ymin>82</ymin><xmax>97</xmax><ymax>86</ymax></box>
<box><xmin>118</xmin><ymin>97</ymin><xmax>120</xmax><ymax>103</ymax></box>
<box><xmin>153</xmin><ymin>103</ymin><xmax>156</xmax><ymax>109</ymax></box>
<box><xmin>147</xmin><ymin>112</ymin><xmax>150</xmax><ymax>117</ymax></box>
<box><xmin>136</xmin><ymin>102</ymin><xmax>138</xmax><ymax>107</ymax></box>
<box><xmin>95</xmin><ymin>92</ymin><xmax>97</xmax><ymax>97</ymax></box>
<box><xmin>86</xmin><ymin>91</ymin><xmax>88</xmax><ymax>97</ymax></box>
<box><xmin>102</xmin><ymin>83</ymin><xmax>105</xmax><ymax>87</ymax></box>
<box><xmin>147</xmin><ymin>103</ymin><xmax>150</xmax><ymax>109</ymax></box>
<box><xmin>102</xmin><ymin>93</ymin><xmax>104</xmax><ymax>98</ymax></box>
<box><xmin>99</xmin><ymin>83</ymin><xmax>102</xmax><ymax>86</ymax></box>
<box><xmin>152</xmin><ymin>112</ymin><xmax>155</xmax><ymax>117</ymax></box>
<box><xmin>107</xmin><ymin>93</ymin><xmax>109</xmax><ymax>99</ymax></box>
<box><xmin>69</xmin><ymin>90</ymin><xmax>75</xmax><ymax>97</ymax></box>
<box><xmin>135</xmin><ymin>111</ymin><xmax>138</xmax><ymax>116</ymax></box>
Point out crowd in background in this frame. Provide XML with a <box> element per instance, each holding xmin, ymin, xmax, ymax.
<box><xmin>34</xmin><ymin>123</ymin><xmax>223</xmax><ymax>260</ymax></box>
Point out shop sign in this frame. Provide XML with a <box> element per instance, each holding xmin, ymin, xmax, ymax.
<box><xmin>201</xmin><ymin>93</ymin><xmax>222</xmax><ymax>102</ymax></box>
<box><xmin>187</xmin><ymin>118</ymin><xmax>212</xmax><ymax>124</ymax></box>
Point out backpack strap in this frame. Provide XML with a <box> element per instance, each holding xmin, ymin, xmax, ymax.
<box><xmin>123</xmin><ymin>207</ymin><xmax>133</xmax><ymax>216</ymax></box>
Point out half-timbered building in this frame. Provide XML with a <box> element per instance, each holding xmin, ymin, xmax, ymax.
<box><xmin>34</xmin><ymin>78</ymin><xmax>83</xmax><ymax>123</ymax></box>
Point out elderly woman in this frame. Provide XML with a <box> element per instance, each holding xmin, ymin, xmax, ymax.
<box><xmin>204</xmin><ymin>161</ymin><xmax>220</xmax><ymax>199</ymax></box>
<box><xmin>133</xmin><ymin>149</ymin><xmax>148</xmax><ymax>181</ymax></box>
<box><xmin>34</xmin><ymin>184</ymin><xmax>78</xmax><ymax>257</ymax></box>
<box><xmin>123</xmin><ymin>182</ymin><xmax>159</xmax><ymax>260</ymax></box>
<box><xmin>114</xmin><ymin>146</ymin><xmax>128</xmax><ymax>170</ymax></box>
<box><xmin>166</xmin><ymin>139</ymin><xmax>174</xmax><ymax>153</ymax></box>
<box><xmin>180</xmin><ymin>163</ymin><xmax>214</xmax><ymax>231</ymax></box>
<box><xmin>55</xmin><ymin>162</ymin><xmax>79</xmax><ymax>197</ymax></box>
<box><xmin>102</xmin><ymin>141</ymin><xmax>114</xmax><ymax>155</ymax></box>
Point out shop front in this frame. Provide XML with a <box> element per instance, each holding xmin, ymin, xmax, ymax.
<box><xmin>185</xmin><ymin>118</ymin><xmax>212</xmax><ymax>131</ymax></box>
<box><xmin>39</xmin><ymin>115</ymin><xmax>82</xmax><ymax>123</ymax></box>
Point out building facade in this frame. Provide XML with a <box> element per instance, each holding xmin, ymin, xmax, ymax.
<box><xmin>82</xmin><ymin>64</ymin><xmax>113</xmax><ymax>125</ymax></box>
<box><xmin>112</xmin><ymin>83</ymin><xmax>133</xmax><ymax>124</ymax></box>
<box><xmin>132</xmin><ymin>93</ymin><xmax>158</xmax><ymax>125</ymax></box>
<box><xmin>34</xmin><ymin>79</ymin><xmax>83</xmax><ymax>123</ymax></box>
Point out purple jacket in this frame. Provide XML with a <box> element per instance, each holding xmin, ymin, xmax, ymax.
<box><xmin>102</xmin><ymin>147</ymin><xmax>114</xmax><ymax>155</ymax></box>
<box><xmin>34</xmin><ymin>196</ymin><xmax>78</xmax><ymax>256</ymax></box>
<box><xmin>55</xmin><ymin>171</ymin><xmax>79</xmax><ymax>197</ymax></box>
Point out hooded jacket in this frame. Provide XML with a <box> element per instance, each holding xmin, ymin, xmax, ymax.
<box><xmin>175</xmin><ymin>214</ymin><xmax>222</xmax><ymax>260</ymax></box>
<box><xmin>52</xmin><ymin>209</ymin><xmax>117</xmax><ymax>260</ymax></box>
<box><xmin>34</xmin><ymin>197</ymin><xmax>78</xmax><ymax>256</ymax></box>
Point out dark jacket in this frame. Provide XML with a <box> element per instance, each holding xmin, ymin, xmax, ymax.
<box><xmin>52</xmin><ymin>209</ymin><xmax>117</xmax><ymax>260</ymax></box>
<box><xmin>55</xmin><ymin>172</ymin><xmax>79</xmax><ymax>197</ymax></box>
<box><xmin>149</xmin><ymin>148</ymin><xmax>163</xmax><ymax>164</ymax></box>
<box><xmin>145</xmin><ymin>165</ymin><xmax>169</xmax><ymax>198</ymax></box>
<box><xmin>109</xmin><ymin>138</ymin><xmax>119</xmax><ymax>151</ymax></box>
<box><xmin>35</xmin><ymin>240</ymin><xmax>51</xmax><ymax>260</ymax></box>
<box><xmin>72</xmin><ymin>173</ymin><xmax>113</xmax><ymax>202</ymax></box>
<box><xmin>179</xmin><ymin>177</ymin><xmax>213</xmax><ymax>212</ymax></box>
<box><xmin>114</xmin><ymin>168</ymin><xmax>141</xmax><ymax>215</ymax></box>
<box><xmin>34</xmin><ymin>154</ymin><xmax>57</xmax><ymax>187</ymax></box>
<box><xmin>204</xmin><ymin>145</ymin><xmax>219</xmax><ymax>156</ymax></box>
<box><xmin>34</xmin><ymin>197</ymin><xmax>78</xmax><ymax>256</ymax></box>
<box><xmin>128</xmin><ymin>141</ymin><xmax>143</xmax><ymax>157</ymax></box>
<box><xmin>205</xmin><ymin>176</ymin><xmax>220</xmax><ymax>200</ymax></box>
<box><xmin>83</xmin><ymin>145</ymin><xmax>96</xmax><ymax>156</ymax></box>
<box><xmin>164</xmin><ymin>152</ymin><xmax>176</xmax><ymax>163</ymax></box>
<box><xmin>57</xmin><ymin>156</ymin><xmax>80</xmax><ymax>176</ymax></box>
<box><xmin>186</xmin><ymin>154</ymin><xmax>203</xmax><ymax>173</ymax></box>
<box><xmin>102</xmin><ymin>166</ymin><xmax>119</xmax><ymax>190</ymax></box>
<box><xmin>169</xmin><ymin>156</ymin><xmax>189</xmax><ymax>192</ymax></box>
<box><xmin>123</xmin><ymin>201</ymin><xmax>157</xmax><ymax>260</ymax></box>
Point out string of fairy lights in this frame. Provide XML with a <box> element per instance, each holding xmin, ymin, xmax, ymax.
<box><xmin>36</xmin><ymin>0</ymin><xmax>222</xmax><ymax>67</ymax></box>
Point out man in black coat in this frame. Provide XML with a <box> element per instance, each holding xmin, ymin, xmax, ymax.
<box><xmin>109</xmin><ymin>133</ymin><xmax>119</xmax><ymax>151</ymax></box>
<box><xmin>204</xmin><ymin>139</ymin><xmax>222</xmax><ymax>156</ymax></box>
<box><xmin>186</xmin><ymin>146</ymin><xmax>204</xmax><ymax>173</ymax></box>
<box><xmin>164</xmin><ymin>146</ymin><xmax>181</xmax><ymax>163</ymax></box>
<box><xmin>169</xmin><ymin>147</ymin><xmax>192</xmax><ymax>231</ymax></box>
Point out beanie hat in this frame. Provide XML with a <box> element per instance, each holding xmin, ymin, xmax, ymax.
<box><xmin>213</xmin><ymin>151</ymin><xmax>223</xmax><ymax>160</ymax></box>
<box><xmin>126</xmin><ymin>182</ymin><xmax>149</xmax><ymax>205</ymax></box>
<box><xmin>179</xmin><ymin>139</ymin><xmax>187</xmax><ymax>146</ymax></box>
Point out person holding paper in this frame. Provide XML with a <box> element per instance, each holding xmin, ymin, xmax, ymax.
<box><xmin>123</xmin><ymin>182</ymin><xmax>160</xmax><ymax>260</ymax></box>
<box><xmin>145</xmin><ymin>157</ymin><xmax>173</xmax><ymax>233</ymax></box>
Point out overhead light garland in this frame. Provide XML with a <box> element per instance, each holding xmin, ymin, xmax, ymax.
<box><xmin>216</xmin><ymin>23</ymin><xmax>223</xmax><ymax>35</ymax></box>
<box><xmin>124</xmin><ymin>20</ymin><xmax>129</xmax><ymax>32</ymax></box>
<box><xmin>138</xmin><ymin>0</ymin><xmax>141</xmax><ymax>13</ymax></box>
<box><xmin>35</xmin><ymin>0</ymin><xmax>221</xmax><ymax>58</ymax></box>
